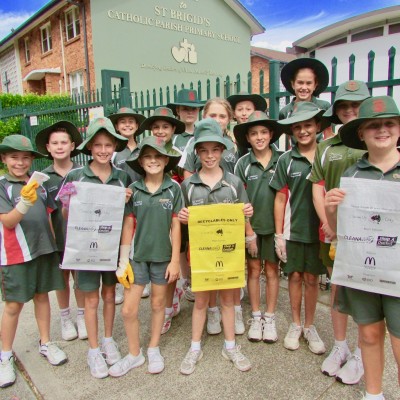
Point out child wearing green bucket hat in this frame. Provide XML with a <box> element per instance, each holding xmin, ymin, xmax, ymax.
<box><xmin>270</xmin><ymin>102</ymin><xmax>330</xmax><ymax>355</ymax></box>
<box><xmin>109</xmin><ymin>136</ymin><xmax>183</xmax><ymax>377</ymax></box>
<box><xmin>233</xmin><ymin>111</ymin><xmax>284</xmax><ymax>343</ymax></box>
<box><xmin>309</xmin><ymin>80</ymin><xmax>370</xmax><ymax>384</ymax></box>
<box><xmin>0</xmin><ymin>135</ymin><xmax>68</xmax><ymax>388</ymax></box>
<box><xmin>178</xmin><ymin>118</ymin><xmax>253</xmax><ymax>375</ymax></box>
<box><xmin>58</xmin><ymin>117</ymin><xmax>132</xmax><ymax>379</ymax></box>
<box><xmin>325</xmin><ymin>95</ymin><xmax>400</xmax><ymax>400</ymax></box>
<box><xmin>35</xmin><ymin>120</ymin><xmax>87</xmax><ymax>342</ymax></box>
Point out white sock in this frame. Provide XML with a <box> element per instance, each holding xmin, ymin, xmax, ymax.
<box><xmin>334</xmin><ymin>339</ymin><xmax>350</xmax><ymax>353</ymax></box>
<box><xmin>208</xmin><ymin>306</ymin><xmax>218</xmax><ymax>313</ymax></box>
<box><xmin>364</xmin><ymin>392</ymin><xmax>384</xmax><ymax>400</ymax></box>
<box><xmin>264</xmin><ymin>312</ymin><xmax>275</xmax><ymax>318</ymax></box>
<box><xmin>88</xmin><ymin>347</ymin><xmax>100</xmax><ymax>356</ymax></box>
<box><xmin>353</xmin><ymin>347</ymin><xmax>362</xmax><ymax>357</ymax></box>
<box><xmin>1</xmin><ymin>350</ymin><xmax>13</xmax><ymax>360</ymax></box>
<box><xmin>190</xmin><ymin>341</ymin><xmax>201</xmax><ymax>352</ymax></box>
<box><xmin>77</xmin><ymin>308</ymin><xmax>84</xmax><ymax>316</ymax></box>
<box><xmin>165</xmin><ymin>307</ymin><xmax>173</xmax><ymax>315</ymax></box>
<box><xmin>102</xmin><ymin>337</ymin><xmax>113</xmax><ymax>344</ymax></box>
<box><xmin>147</xmin><ymin>347</ymin><xmax>160</xmax><ymax>355</ymax></box>
<box><xmin>234</xmin><ymin>305</ymin><xmax>242</xmax><ymax>312</ymax></box>
<box><xmin>224</xmin><ymin>340</ymin><xmax>236</xmax><ymax>350</ymax></box>
<box><xmin>60</xmin><ymin>307</ymin><xmax>70</xmax><ymax>319</ymax></box>
<box><xmin>252</xmin><ymin>311</ymin><xmax>262</xmax><ymax>319</ymax></box>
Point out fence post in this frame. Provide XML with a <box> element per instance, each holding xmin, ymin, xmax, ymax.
<box><xmin>119</xmin><ymin>87</ymin><xmax>131</xmax><ymax>108</ymax></box>
<box><xmin>247</xmin><ymin>71</ymin><xmax>252</xmax><ymax>93</ymax></box>
<box><xmin>268</xmin><ymin>60</ymin><xmax>280</xmax><ymax>119</ymax></box>
<box><xmin>368</xmin><ymin>51</ymin><xmax>375</xmax><ymax>95</ymax></box>
<box><xmin>225</xmin><ymin>75</ymin><xmax>231</xmax><ymax>97</ymax></box>
<box><xmin>387</xmin><ymin>46</ymin><xmax>396</xmax><ymax>97</ymax></box>
<box><xmin>197</xmin><ymin>80</ymin><xmax>202</xmax><ymax>100</ymax></box>
<box><xmin>331</xmin><ymin>57</ymin><xmax>337</xmax><ymax>103</ymax></box>
<box><xmin>216</xmin><ymin>77</ymin><xmax>220</xmax><ymax>97</ymax></box>
<box><xmin>349</xmin><ymin>54</ymin><xmax>355</xmax><ymax>80</ymax></box>
<box><xmin>236</xmin><ymin>73</ymin><xmax>241</xmax><ymax>93</ymax></box>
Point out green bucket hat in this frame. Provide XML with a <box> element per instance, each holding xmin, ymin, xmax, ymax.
<box><xmin>278</xmin><ymin>102</ymin><xmax>331</xmax><ymax>134</ymax></box>
<box><xmin>35</xmin><ymin>120</ymin><xmax>83</xmax><ymax>159</ymax></box>
<box><xmin>193</xmin><ymin>118</ymin><xmax>234</xmax><ymax>150</ymax></box>
<box><xmin>227</xmin><ymin>91</ymin><xmax>267</xmax><ymax>112</ymax></box>
<box><xmin>339</xmin><ymin>96</ymin><xmax>400</xmax><ymax>150</ymax></box>
<box><xmin>77</xmin><ymin>117</ymin><xmax>128</xmax><ymax>155</ymax></box>
<box><xmin>233</xmin><ymin>111</ymin><xmax>284</xmax><ymax>148</ymax></box>
<box><xmin>281</xmin><ymin>58</ymin><xmax>329</xmax><ymax>96</ymax></box>
<box><xmin>108</xmin><ymin>107</ymin><xmax>146</xmax><ymax>126</ymax></box>
<box><xmin>323</xmin><ymin>80</ymin><xmax>370</xmax><ymax>124</ymax></box>
<box><xmin>125</xmin><ymin>135</ymin><xmax>181</xmax><ymax>175</ymax></box>
<box><xmin>0</xmin><ymin>134</ymin><xmax>45</xmax><ymax>158</ymax></box>
<box><xmin>166</xmin><ymin>89</ymin><xmax>204</xmax><ymax>115</ymax></box>
<box><xmin>135</xmin><ymin>107</ymin><xmax>186</xmax><ymax>137</ymax></box>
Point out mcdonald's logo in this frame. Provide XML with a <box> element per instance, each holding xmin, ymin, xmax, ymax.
<box><xmin>90</xmin><ymin>242</ymin><xmax>98</xmax><ymax>249</ymax></box>
<box><xmin>215</xmin><ymin>260</ymin><xmax>224</xmax><ymax>269</ymax></box>
<box><xmin>364</xmin><ymin>256</ymin><xmax>375</xmax><ymax>266</ymax></box>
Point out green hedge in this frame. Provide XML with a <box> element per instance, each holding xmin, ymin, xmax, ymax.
<box><xmin>0</xmin><ymin>93</ymin><xmax>72</xmax><ymax>109</ymax></box>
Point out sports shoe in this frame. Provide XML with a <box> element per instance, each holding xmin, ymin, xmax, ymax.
<box><xmin>148</xmin><ymin>350</ymin><xmax>165</xmax><ymax>374</ymax></box>
<box><xmin>184</xmin><ymin>285</ymin><xmax>195</xmax><ymax>302</ymax></box>
<box><xmin>247</xmin><ymin>318</ymin><xmax>263</xmax><ymax>342</ymax></box>
<box><xmin>0</xmin><ymin>356</ymin><xmax>16</xmax><ymax>388</ymax></box>
<box><xmin>283</xmin><ymin>323</ymin><xmax>302</xmax><ymax>350</ymax></box>
<box><xmin>336</xmin><ymin>353</ymin><xmax>364</xmax><ymax>385</ymax></box>
<box><xmin>39</xmin><ymin>342</ymin><xmax>68</xmax><ymax>366</ymax></box>
<box><xmin>179</xmin><ymin>349</ymin><xmax>203</xmax><ymax>375</ymax></box>
<box><xmin>115</xmin><ymin>283</ymin><xmax>124</xmax><ymax>305</ymax></box>
<box><xmin>141</xmin><ymin>283</ymin><xmax>151</xmax><ymax>298</ymax></box>
<box><xmin>263</xmin><ymin>315</ymin><xmax>278</xmax><ymax>343</ymax></box>
<box><xmin>87</xmin><ymin>351</ymin><xmax>108</xmax><ymax>379</ymax></box>
<box><xmin>207</xmin><ymin>308</ymin><xmax>222</xmax><ymax>335</ymax></box>
<box><xmin>173</xmin><ymin>287</ymin><xmax>184</xmax><ymax>316</ymax></box>
<box><xmin>101</xmin><ymin>338</ymin><xmax>121</xmax><ymax>366</ymax></box>
<box><xmin>303</xmin><ymin>325</ymin><xmax>326</xmax><ymax>355</ymax></box>
<box><xmin>108</xmin><ymin>350</ymin><xmax>145</xmax><ymax>377</ymax></box>
<box><xmin>161</xmin><ymin>313</ymin><xmax>173</xmax><ymax>335</ymax></box>
<box><xmin>321</xmin><ymin>345</ymin><xmax>351</xmax><ymax>376</ymax></box>
<box><xmin>76</xmin><ymin>314</ymin><xmax>88</xmax><ymax>340</ymax></box>
<box><xmin>235</xmin><ymin>309</ymin><xmax>245</xmax><ymax>335</ymax></box>
<box><xmin>61</xmin><ymin>316</ymin><xmax>78</xmax><ymax>341</ymax></box>
<box><xmin>221</xmin><ymin>345</ymin><xmax>251</xmax><ymax>372</ymax></box>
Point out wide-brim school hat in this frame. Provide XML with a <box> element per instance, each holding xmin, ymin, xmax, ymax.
<box><xmin>108</xmin><ymin>107</ymin><xmax>146</xmax><ymax>126</ymax></box>
<box><xmin>77</xmin><ymin>117</ymin><xmax>128</xmax><ymax>155</ymax></box>
<box><xmin>126</xmin><ymin>136</ymin><xmax>181</xmax><ymax>175</ymax></box>
<box><xmin>233</xmin><ymin>111</ymin><xmax>284</xmax><ymax>148</ymax></box>
<box><xmin>0</xmin><ymin>134</ymin><xmax>46</xmax><ymax>158</ymax></box>
<box><xmin>278</xmin><ymin>102</ymin><xmax>331</xmax><ymax>134</ymax></box>
<box><xmin>323</xmin><ymin>80</ymin><xmax>371</xmax><ymax>124</ymax></box>
<box><xmin>339</xmin><ymin>96</ymin><xmax>400</xmax><ymax>150</ymax></box>
<box><xmin>281</xmin><ymin>58</ymin><xmax>329</xmax><ymax>96</ymax></box>
<box><xmin>166</xmin><ymin>89</ymin><xmax>204</xmax><ymax>115</ymax></box>
<box><xmin>135</xmin><ymin>107</ymin><xmax>186</xmax><ymax>137</ymax></box>
<box><xmin>35</xmin><ymin>120</ymin><xmax>83</xmax><ymax>159</ymax></box>
<box><xmin>193</xmin><ymin>118</ymin><xmax>234</xmax><ymax>150</ymax></box>
<box><xmin>227</xmin><ymin>91</ymin><xmax>267</xmax><ymax>112</ymax></box>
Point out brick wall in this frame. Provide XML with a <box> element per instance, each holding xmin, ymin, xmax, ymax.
<box><xmin>251</xmin><ymin>55</ymin><xmax>270</xmax><ymax>94</ymax></box>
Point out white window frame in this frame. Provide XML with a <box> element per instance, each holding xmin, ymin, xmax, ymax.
<box><xmin>65</xmin><ymin>6</ymin><xmax>80</xmax><ymax>41</ymax></box>
<box><xmin>69</xmin><ymin>71</ymin><xmax>84</xmax><ymax>97</ymax></box>
<box><xmin>40</xmin><ymin>23</ymin><xmax>52</xmax><ymax>53</ymax></box>
<box><xmin>24</xmin><ymin>37</ymin><xmax>31</xmax><ymax>63</ymax></box>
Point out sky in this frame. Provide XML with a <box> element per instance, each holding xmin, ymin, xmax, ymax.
<box><xmin>0</xmin><ymin>0</ymin><xmax>399</xmax><ymax>51</ymax></box>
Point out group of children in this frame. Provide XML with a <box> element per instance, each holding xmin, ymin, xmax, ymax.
<box><xmin>0</xmin><ymin>57</ymin><xmax>399</xmax><ymax>400</ymax></box>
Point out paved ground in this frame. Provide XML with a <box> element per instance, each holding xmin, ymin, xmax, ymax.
<box><xmin>1</xmin><ymin>278</ymin><xmax>398</xmax><ymax>400</ymax></box>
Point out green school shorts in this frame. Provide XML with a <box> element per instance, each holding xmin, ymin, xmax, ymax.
<box><xmin>246</xmin><ymin>233</ymin><xmax>278</xmax><ymax>264</ymax></box>
<box><xmin>131</xmin><ymin>260</ymin><xmax>169</xmax><ymax>285</ymax></box>
<box><xmin>0</xmin><ymin>252</ymin><xmax>64</xmax><ymax>303</ymax></box>
<box><xmin>283</xmin><ymin>241</ymin><xmax>327</xmax><ymax>276</ymax></box>
<box><xmin>335</xmin><ymin>286</ymin><xmax>400</xmax><ymax>338</ymax></box>
<box><xmin>75</xmin><ymin>270</ymin><xmax>117</xmax><ymax>292</ymax></box>
<box><xmin>319</xmin><ymin>242</ymin><xmax>334</xmax><ymax>268</ymax></box>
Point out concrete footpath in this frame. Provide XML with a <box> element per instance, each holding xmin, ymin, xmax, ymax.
<box><xmin>1</xmin><ymin>279</ymin><xmax>398</xmax><ymax>400</ymax></box>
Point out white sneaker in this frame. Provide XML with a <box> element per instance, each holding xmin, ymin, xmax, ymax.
<box><xmin>263</xmin><ymin>315</ymin><xmax>278</xmax><ymax>343</ymax></box>
<box><xmin>247</xmin><ymin>318</ymin><xmax>263</xmax><ymax>342</ymax></box>
<box><xmin>179</xmin><ymin>349</ymin><xmax>203</xmax><ymax>375</ymax></box>
<box><xmin>184</xmin><ymin>284</ymin><xmax>195</xmax><ymax>302</ymax></box>
<box><xmin>115</xmin><ymin>283</ymin><xmax>124</xmax><ymax>305</ymax></box>
<box><xmin>161</xmin><ymin>313</ymin><xmax>173</xmax><ymax>335</ymax></box>
<box><xmin>336</xmin><ymin>353</ymin><xmax>364</xmax><ymax>385</ymax></box>
<box><xmin>207</xmin><ymin>308</ymin><xmax>222</xmax><ymax>335</ymax></box>
<box><xmin>234</xmin><ymin>309</ymin><xmax>245</xmax><ymax>335</ymax></box>
<box><xmin>283</xmin><ymin>323</ymin><xmax>302</xmax><ymax>350</ymax></box>
<box><xmin>0</xmin><ymin>356</ymin><xmax>16</xmax><ymax>388</ymax></box>
<box><xmin>76</xmin><ymin>314</ymin><xmax>88</xmax><ymax>340</ymax></box>
<box><xmin>221</xmin><ymin>345</ymin><xmax>251</xmax><ymax>372</ymax></box>
<box><xmin>87</xmin><ymin>351</ymin><xmax>108</xmax><ymax>379</ymax></box>
<box><xmin>141</xmin><ymin>283</ymin><xmax>150</xmax><ymax>298</ymax></box>
<box><xmin>147</xmin><ymin>349</ymin><xmax>165</xmax><ymax>374</ymax></box>
<box><xmin>39</xmin><ymin>342</ymin><xmax>68</xmax><ymax>366</ymax></box>
<box><xmin>303</xmin><ymin>325</ymin><xmax>326</xmax><ymax>355</ymax></box>
<box><xmin>101</xmin><ymin>338</ymin><xmax>121</xmax><ymax>366</ymax></box>
<box><xmin>108</xmin><ymin>351</ymin><xmax>145</xmax><ymax>377</ymax></box>
<box><xmin>173</xmin><ymin>287</ymin><xmax>184</xmax><ymax>316</ymax></box>
<box><xmin>321</xmin><ymin>345</ymin><xmax>351</xmax><ymax>376</ymax></box>
<box><xmin>61</xmin><ymin>317</ymin><xmax>78</xmax><ymax>341</ymax></box>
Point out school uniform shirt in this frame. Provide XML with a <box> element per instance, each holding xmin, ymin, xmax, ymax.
<box><xmin>112</xmin><ymin>147</ymin><xmax>142</xmax><ymax>183</ymax></box>
<box><xmin>126</xmin><ymin>175</ymin><xmax>183</xmax><ymax>263</ymax></box>
<box><xmin>42</xmin><ymin>162</ymin><xmax>80</xmax><ymax>252</ymax></box>
<box><xmin>279</xmin><ymin>96</ymin><xmax>331</xmax><ymax>119</ymax></box>
<box><xmin>0</xmin><ymin>174</ymin><xmax>57</xmax><ymax>266</ymax></box>
<box><xmin>234</xmin><ymin>147</ymin><xmax>282</xmax><ymax>235</ymax></box>
<box><xmin>172</xmin><ymin>132</ymin><xmax>194</xmax><ymax>153</ymax></box>
<box><xmin>269</xmin><ymin>146</ymin><xmax>320</xmax><ymax>243</ymax></box>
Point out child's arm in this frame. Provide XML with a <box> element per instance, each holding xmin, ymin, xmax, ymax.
<box><xmin>165</xmin><ymin>217</ymin><xmax>181</xmax><ymax>283</ymax></box>
<box><xmin>312</xmin><ymin>183</ymin><xmax>336</xmax><ymax>241</ymax></box>
<box><xmin>116</xmin><ymin>214</ymin><xmax>135</xmax><ymax>288</ymax></box>
<box><xmin>273</xmin><ymin>191</ymin><xmax>287</xmax><ymax>262</ymax></box>
<box><xmin>324</xmin><ymin>188</ymin><xmax>346</xmax><ymax>233</ymax></box>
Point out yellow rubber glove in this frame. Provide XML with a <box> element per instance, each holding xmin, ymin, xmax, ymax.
<box><xmin>329</xmin><ymin>239</ymin><xmax>337</xmax><ymax>261</ymax></box>
<box><xmin>16</xmin><ymin>180</ymin><xmax>39</xmax><ymax>214</ymax></box>
<box><xmin>116</xmin><ymin>245</ymin><xmax>134</xmax><ymax>289</ymax></box>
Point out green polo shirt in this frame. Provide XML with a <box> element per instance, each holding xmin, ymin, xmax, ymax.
<box><xmin>172</xmin><ymin>132</ymin><xmax>194</xmax><ymax>153</ymax></box>
<box><xmin>309</xmin><ymin>135</ymin><xmax>366</xmax><ymax>191</ymax></box>
<box><xmin>0</xmin><ymin>174</ymin><xmax>57</xmax><ymax>266</ymax></box>
<box><xmin>126</xmin><ymin>175</ymin><xmax>183</xmax><ymax>262</ymax></box>
<box><xmin>279</xmin><ymin>96</ymin><xmax>331</xmax><ymax>119</ymax></box>
<box><xmin>42</xmin><ymin>162</ymin><xmax>80</xmax><ymax>252</ymax></box>
<box><xmin>269</xmin><ymin>147</ymin><xmax>320</xmax><ymax>243</ymax></box>
<box><xmin>234</xmin><ymin>147</ymin><xmax>282</xmax><ymax>234</ymax></box>
<box><xmin>112</xmin><ymin>147</ymin><xmax>142</xmax><ymax>183</ymax></box>
<box><xmin>181</xmin><ymin>169</ymin><xmax>248</xmax><ymax>207</ymax></box>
